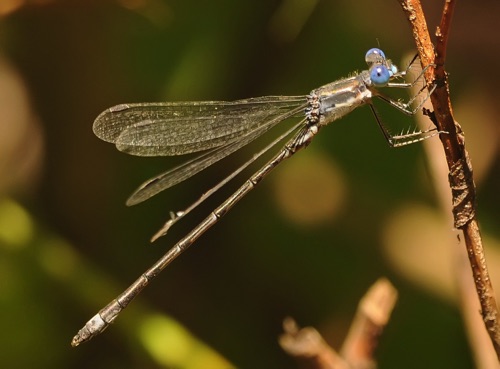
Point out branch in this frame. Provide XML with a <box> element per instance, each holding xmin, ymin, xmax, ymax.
<box><xmin>397</xmin><ymin>0</ymin><xmax>500</xmax><ymax>360</ymax></box>
<box><xmin>279</xmin><ymin>278</ymin><xmax>397</xmax><ymax>369</ymax></box>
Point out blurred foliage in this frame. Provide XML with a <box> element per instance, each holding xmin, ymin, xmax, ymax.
<box><xmin>0</xmin><ymin>0</ymin><xmax>499</xmax><ymax>368</ymax></box>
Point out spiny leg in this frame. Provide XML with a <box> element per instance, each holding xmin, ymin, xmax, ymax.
<box><xmin>368</xmin><ymin>104</ymin><xmax>443</xmax><ymax>147</ymax></box>
<box><xmin>387</xmin><ymin>52</ymin><xmax>433</xmax><ymax>88</ymax></box>
<box><xmin>376</xmin><ymin>83</ymin><xmax>436</xmax><ymax>116</ymax></box>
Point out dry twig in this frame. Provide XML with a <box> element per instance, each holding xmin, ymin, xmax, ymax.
<box><xmin>280</xmin><ymin>278</ymin><xmax>397</xmax><ymax>369</ymax></box>
<box><xmin>397</xmin><ymin>0</ymin><xmax>500</xmax><ymax>360</ymax></box>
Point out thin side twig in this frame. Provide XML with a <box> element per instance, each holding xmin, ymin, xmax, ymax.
<box><xmin>340</xmin><ymin>278</ymin><xmax>398</xmax><ymax>367</ymax></box>
<box><xmin>279</xmin><ymin>278</ymin><xmax>398</xmax><ymax>369</ymax></box>
<box><xmin>280</xmin><ymin>317</ymin><xmax>349</xmax><ymax>369</ymax></box>
<box><xmin>397</xmin><ymin>0</ymin><xmax>500</xmax><ymax>360</ymax></box>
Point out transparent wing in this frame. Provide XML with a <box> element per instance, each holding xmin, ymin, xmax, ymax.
<box><xmin>126</xmin><ymin>104</ymin><xmax>307</xmax><ymax>205</ymax></box>
<box><xmin>93</xmin><ymin>96</ymin><xmax>306</xmax><ymax>156</ymax></box>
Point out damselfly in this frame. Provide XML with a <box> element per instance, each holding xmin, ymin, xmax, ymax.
<box><xmin>72</xmin><ymin>48</ymin><xmax>438</xmax><ymax>346</ymax></box>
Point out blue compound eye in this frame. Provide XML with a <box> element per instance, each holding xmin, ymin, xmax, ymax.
<box><xmin>370</xmin><ymin>64</ymin><xmax>391</xmax><ymax>86</ymax></box>
<box><xmin>365</xmin><ymin>48</ymin><xmax>386</xmax><ymax>65</ymax></box>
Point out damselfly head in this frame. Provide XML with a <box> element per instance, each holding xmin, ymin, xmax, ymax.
<box><xmin>365</xmin><ymin>48</ymin><xmax>399</xmax><ymax>87</ymax></box>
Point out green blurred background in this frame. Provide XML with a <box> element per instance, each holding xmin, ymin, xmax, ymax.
<box><xmin>0</xmin><ymin>0</ymin><xmax>499</xmax><ymax>368</ymax></box>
